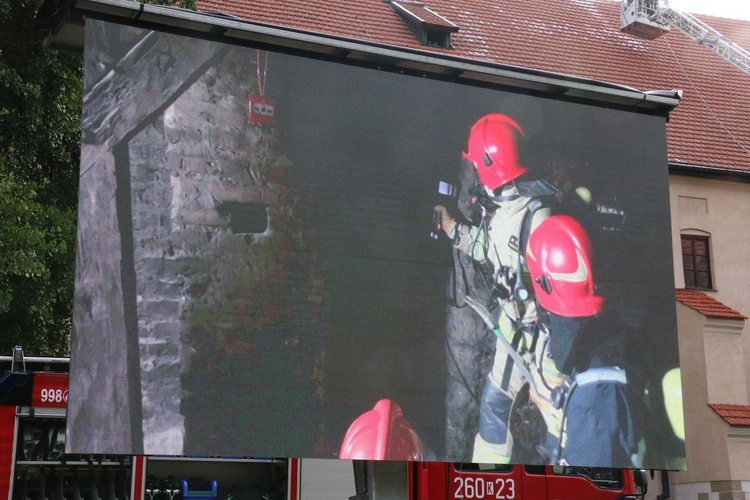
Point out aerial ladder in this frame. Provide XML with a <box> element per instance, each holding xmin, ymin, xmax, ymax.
<box><xmin>620</xmin><ymin>0</ymin><xmax>750</xmax><ymax>76</ymax></box>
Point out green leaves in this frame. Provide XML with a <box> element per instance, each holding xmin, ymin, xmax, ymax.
<box><xmin>0</xmin><ymin>0</ymin><xmax>80</xmax><ymax>356</ymax></box>
<box><xmin>0</xmin><ymin>168</ymin><xmax>76</xmax><ymax>355</ymax></box>
<box><xmin>1</xmin><ymin>0</ymin><xmax>82</xmax><ymax>210</ymax></box>
<box><xmin>0</xmin><ymin>0</ymin><xmax>196</xmax><ymax>356</ymax></box>
<box><xmin>144</xmin><ymin>0</ymin><xmax>198</xmax><ymax>10</ymax></box>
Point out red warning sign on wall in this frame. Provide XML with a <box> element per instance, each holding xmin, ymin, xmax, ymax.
<box><xmin>249</xmin><ymin>94</ymin><xmax>276</xmax><ymax>125</ymax></box>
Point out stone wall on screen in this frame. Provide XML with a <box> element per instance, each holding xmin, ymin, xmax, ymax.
<box><xmin>126</xmin><ymin>48</ymin><xmax>327</xmax><ymax>455</ymax></box>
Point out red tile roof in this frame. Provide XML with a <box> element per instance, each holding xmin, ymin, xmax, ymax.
<box><xmin>195</xmin><ymin>0</ymin><xmax>750</xmax><ymax>173</ymax></box>
<box><xmin>710</xmin><ymin>404</ymin><xmax>750</xmax><ymax>426</ymax></box>
<box><xmin>675</xmin><ymin>288</ymin><xmax>748</xmax><ymax>319</ymax></box>
<box><xmin>392</xmin><ymin>1</ymin><xmax>458</xmax><ymax>29</ymax></box>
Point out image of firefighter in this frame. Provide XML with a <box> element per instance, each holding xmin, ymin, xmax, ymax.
<box><xmin>525</xmin><ymin>215</ymin><xmax>645</xmax><ymax>467</ymax></box>
<box><xmin>434</xmin><ymin>113</ymin><xmax>557</xmax><ymax>463</ymax></box>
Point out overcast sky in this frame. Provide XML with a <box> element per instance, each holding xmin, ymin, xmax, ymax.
<box><xmin>664</xmin><ymin>0</ymin><xmax>750</xmax><ymax>19</ymax></box>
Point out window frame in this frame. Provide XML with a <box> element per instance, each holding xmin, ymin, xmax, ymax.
<box><xmin>681</xmin><ymin>234</ymin><xmax>713</xmax><ymax>290</ymax></box>
<box><xmin>551</xmin><ymin>466</ymin><xmax>623</xmax><ymax>489</ymax></box>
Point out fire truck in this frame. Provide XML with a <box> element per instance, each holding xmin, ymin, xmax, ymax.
<box><xmin>1</xmin><ymin>352</ymin><xmax>647</xmax><ymax>500</ymax></box>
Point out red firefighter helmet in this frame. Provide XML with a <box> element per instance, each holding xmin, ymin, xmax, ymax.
<box><xmin>463</xmin><ymin>113</ymin><xmax>528</xmax><ymax>190</ymax></box>
<box><xmin>339</xmin><ymin>399</ymin><xmax>423</xmax><ymax>460</ymax></box>
<box><xmin>526</xmin><ymin>215</ymin><xmax>604</xmax><ymax>317</ymax></box>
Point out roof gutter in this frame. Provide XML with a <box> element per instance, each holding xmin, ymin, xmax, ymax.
<box><xmin>38</xmin><ymin>0</ymin><xmax>681</xmax><ymax>114</ymax></box>
<box><xmin>670</xmin><ymin>162</ymin><xmax>750</xmax><ymax>182</ymax></box>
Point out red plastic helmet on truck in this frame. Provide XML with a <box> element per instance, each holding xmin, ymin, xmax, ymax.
<box><xmin>339</xmin><ymin>399</ymin><xmax>423</xmax><ymax>460</ymax></box>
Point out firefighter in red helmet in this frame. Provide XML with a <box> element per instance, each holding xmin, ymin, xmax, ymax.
<box><xmin>526</xmin><ymin>215</ymin><xmax>644</xmax><ymax>467</ymax></box>
<box><xmin>435</xmin><ymin>113</ymin><xmax>557</xmax><ymax>463</ymax></box>
<box><xmin>525</xmin><ymin>214</ymin><xmax>603</xmax><ymax>319</ymax></box>
<box><xmin>462</xmin><ymin>113</ymin><xmax>528</xmax><ymax>191</ymax></box>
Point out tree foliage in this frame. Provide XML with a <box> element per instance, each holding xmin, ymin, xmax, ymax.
<box><xmin>0</xmin><ymin>170</ymin><xmax>75</xmax><ymax>355</ymax></box>
<box><xmin>0</xmin><ymin>0</ymin><xmax>198</xmax><ymax>357</ymax></box>
<box><xmin>147</xmin><ymin>0</ymin><xmax>198</xmax><ymax>10</ymax></box>
<box><xmin>0</xmin><ymin>0</ymin><xmax>81</xmax><ymax>356</ymax></box>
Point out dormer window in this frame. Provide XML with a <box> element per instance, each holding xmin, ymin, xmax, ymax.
<box><xmin>389</xmin><ymin>1</ymin><xmax>459</xmax><ymax>49</ymax></box>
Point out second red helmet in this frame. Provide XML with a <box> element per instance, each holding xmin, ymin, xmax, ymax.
<box><xmin>526</xmin><ymin>215</ymin><xmax>604</xmax><ymax>318</ymax></box>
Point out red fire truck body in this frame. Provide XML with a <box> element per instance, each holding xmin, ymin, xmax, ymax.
<box><xmin>1</xmin><ymin>365</ymin><xmax>644</xmax><ymax>500</ymax></box>
<box><xmin>410</xmin><ymin>461</ymin><xmax>642</xmax><ymax>499</ymax></box>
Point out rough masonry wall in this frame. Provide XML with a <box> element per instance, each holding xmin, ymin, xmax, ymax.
<box><xmin>128</xmin><ymin>48</ymin><xmax>326</xmax><ymax>455</ymax></box>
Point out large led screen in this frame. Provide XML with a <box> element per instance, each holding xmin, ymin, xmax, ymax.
<box><xmin>69</xmin><ymin>18</ymin><xmax>685</xmax><ymax>469</ymax></box>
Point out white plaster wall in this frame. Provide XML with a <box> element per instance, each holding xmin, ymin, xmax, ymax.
<box><xmin>672</xmin><ymin>305</ymin><xmax>731</xmax><ymax>484</ymax></box>
<box><xmin>669</xmin><ymin>175</ymin><xmax>750</xmax><ymax>315</ymax></box>
<box><xmin>703</xmin><ymin>321</ymin><xmax>747</xmax><ymax>403</ymax></box>
<box><xmin>728</xmin><ymin>438</ymin><xmax>750</xmax><ymax>479</ymax></box>
<box><xmin>669</xmin><ymin>174</ymin><xmax>750</xmax><ymax>487</ymax></box>
<box><xmin>671</xmin><ymin>481</ymin><xmax>711</xmax><ymax>500</ymax></box>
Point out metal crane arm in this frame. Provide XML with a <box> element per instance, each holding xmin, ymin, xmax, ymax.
<box><xmin>620</xmin><ymin>0</ymin><xmax>750</xmax><ymax>76</ymax></box>
<box><xmin>659</xmin><ymin>6</ymin><xmax>750</xmax><ymax>75</ymax></box>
